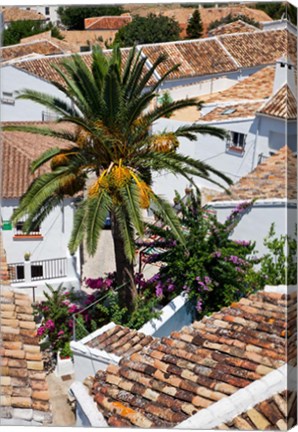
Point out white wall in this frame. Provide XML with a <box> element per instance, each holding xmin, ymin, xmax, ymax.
<box><xmin>1</xmin><ymin>65</ymin><xmax>69</xmax><ymax>122</ymax></box>
<box><xmin>1</xmin><ymin>198</ymin><xmax>76</xmax><ymax>263</ymax></box>
<box><xmin>151</xmin><ymin>118</ymin><xmax>257</xmax><ymax>203</ymax></box>
<box><xmin>210</xmin><ymin>200</ymin><xmax>296</xmax><ymax>257</ymax></box>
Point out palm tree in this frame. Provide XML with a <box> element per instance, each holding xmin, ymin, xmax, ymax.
<box><xmin>5</xmin><ymin>45</ymin><xmax>231</xmax><ymax>311</ymax></box>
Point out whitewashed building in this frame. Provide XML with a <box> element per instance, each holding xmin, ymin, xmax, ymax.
<box><xmin>1</xmin><ymin>123</ymin><xmax>81</xmax><ymax>297</ymax></box>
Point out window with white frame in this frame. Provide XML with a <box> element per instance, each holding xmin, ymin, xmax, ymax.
<box><xmin>230</xmin><ymin>132</ymin><xmax>246</xmax><ymax>148</ymax></box>
<box><xmin>12</xmin><ymin>210</ymin><xmax>42</xmax><ymax>237</ymax></box>
<box><xmin>1</xmin><ymin>91</ymin><xmax>15</xmax><ymax>105</ymax></box>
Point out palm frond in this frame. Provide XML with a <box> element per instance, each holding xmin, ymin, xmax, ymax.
<box><xmin>120</xmin><ymin>182</ymin><xmax>144</xmax><ymax>236</ymax></box>
<box><xmin>86</xmin><ymin>190</ymin><xmax>112</xmax><ymax>255</ymax></box>
<box><xmin>22</xmin><ymin>195</ymin><xmax>63</xmax><ymax>233</ymax></box>
<box><xmin>68</xmin><ymin>200</ymin><xmax>87</xmax><ymax>254</ymax></box>
<box><xmin>174</xmin><ymin>124</ymin><xmax>229</xmax><ymax>141</ymax></box>
<box><xmin>114</xmin><ymin>206</ymin><xmax>135</xmax><ymax>262</ymax></box>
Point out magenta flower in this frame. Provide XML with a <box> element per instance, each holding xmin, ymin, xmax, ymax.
<box><xmin>45</xmin><ymin>320</ymin><xmax>55</xmax><ymax>330</ymax></box>
<box><xmin>37</xmin><ymin>326</ymin><xmax>45</xmax><ymax>336</ymax></box>
<box><xmin>155</xmin><ymin>282</ymin><xmax>163</xmax><ymax>298</ymax></box>
<box><xmin>68</xmin><ymin>304</ymin><xmax>78</xmax><ymax>314</ymax></box>
<box><xmin>57</xmin><ymin>330</ymin><xmax>64</xmax><ymax>337</ymax></box>
<box><xmin>196</xmin><ymin>299</ymin><xmax>203</xmax><ymax>312</ymax></box>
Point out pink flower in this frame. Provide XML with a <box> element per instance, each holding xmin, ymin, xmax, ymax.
<box><xmin>45</xmin><ymin>319</ymin><xmax>55</xmax><ymax>330</ymax></box>
<box><xmin>57</xmin><ymin>330</ymin><xmax>64</xmax><ymax>337</ymax></box>
<box><xmin>196</xmin><ymin>299</ymin><xmax>203</xmax><ymax>312</ymax></box>
<box><xmin>68</xmin><ymin>304</ymin><xmax>78</xmax><ymax>314</ymax></box>
<box><xmin>62</xmin><ymin>299</ymin><xmax>70</xmax><ymax>306</ymax></box>
<box><xmin>37</xmin><ymin>326</ymin><xmax>45</xmax><ymax>336</ymax></box>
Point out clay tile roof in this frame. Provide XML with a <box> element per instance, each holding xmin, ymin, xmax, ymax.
<box><xmin>209</xmin><ymin>19</ymin><xmax>260</xmax><ymax>36</ymax></box>
<box><xmin>20</xmin><ymin>32</ymin><xmax>77</xmax><ymax>54</ymax></box>
<box><xmin>1</xmin><ymin>7</ymin><xmax>46</xmax><ymax>23</ymax></box>
<box><xmin>86</xmin><ymin>325</ymin><xmax>154</xmax><ymax>357</ymax></box>
<box><xmin>84</xmin><ymin>15</ymin><xmax>132</xmax><ymax>30</ymax></box>
<box><xmin>0</xmin><ymin>289</ymin><xmax>52</xmax><ymax>424</ymax></box>
<box><xmin>213</xmin><ymin>146</ymin><xmax>297</xmax><ymax>201</ymax></box>
<box><xmin>1</xmin><ymin>122</ymin><xmax>75</xmax><ymax>199</ymax></box>
<box><xmin>13</xmin><ymin>48</ymin><xmax>157</xmax><ymax>87</ymax></box>
<box><xmin>202</xmin><ymin>66</ymin><xmax>275</xmax><ymax>104</ymax></box>
<box><xmin>219</xmin><ymin>29</ymin><xmax>297</xmax><ymax>69</ymax></box>
<box><xmin>141</xmin><ymin>39</ymin><xmax>238</xmax><ymax>81</ymax></box>
<box><xmin>258</xmin><ymin>84</ymin><xmax>297</xmax><ymax>120</ymax></box>
<box><xmin>200</xmin><ymin>101</ymin><xmax>263</xmax><ymax>122</ymax></box>
<box><xmin>217</xmin><ymin>391</ymin><xmax>297</xmax><ymax>430</ymax></box>
<box><xmin>90</xmin><ymin>289</ymin><xmax>295</xmax><ymax>428</ymax></box>
<box><xmin>0</xmin><ymin>40</ymin><xmax>65</xmax><ymax>64</ymax></box>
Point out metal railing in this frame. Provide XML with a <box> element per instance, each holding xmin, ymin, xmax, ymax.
<box><xmin>30</xmin><ymin>257</ymin><xmax>67</xmax><ymax>281</ymax></box>
<box><xmin>7</xmin><ymin>263</ymin><xmax>25</xmax><ymax>283</ymax></box>
<box><xmin>42</xmin><ymin>111</ymin><xmax>59</xmax><ymax>122</ymax></box>
<box><xmin>72</xmin><ymin>282</ymin><xmax>128</xmax><ymax>341</ymax></box>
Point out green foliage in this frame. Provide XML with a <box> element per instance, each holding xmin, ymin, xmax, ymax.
<box><xmin>57</xmin><ymin>6</ymin><xmax>124</xmax><ymax>30</ymax></box>
<box><xmin>73</xmin><ymin>314</ymin><xmax>89</xmax><ymax>341</ymax></box>
<box><xmin>115</xmin><ymin>13</ymin><xmax>181</xmax><ymax>47</ymax></box>
<box><xmin>158</xmin><ymin>91</ymin><xmax>174</xmax><ymax>118</ymax></box>
<box><xmin>143</xmin><ymin>191</ymin><xmax>259</xmax><ymax>317</ymax></box>
<box><xmin>208</xmin><ymin>13</ymin><xmax>261</xmax><ymax>31</ymax></box>
<box><xmin>253</xmin><ymin>2</ymin><xmax>297</xmax><ymax>25</ymax></box>
<box><xmin>3</xmin><ymin>20</ymin><xmax>63</xmax><ymax>46</ymax></box>
<box><xmin>259</xmin><ymin>224</ymin><xmax>297</xmax><ymax>285</ymax></box>
<box><xmin>60</xmin><ymin>342</ymin><xmax>73</xmax><ymax>358</ymax></box>
<box><xmin>186</xmin><ymin>8</ymin><xmax>203</xmax><ymax>39</ymax></box>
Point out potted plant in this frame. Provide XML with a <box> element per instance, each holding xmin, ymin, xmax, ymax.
<box><xmin>24</xmin><ymin>251</ymin><xmax>31</xmax><ymax>261</ymax></box>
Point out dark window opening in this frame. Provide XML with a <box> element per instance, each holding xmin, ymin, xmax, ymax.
<box><xmin>31</xmin><ymin>265</ymin><xmax>43</xmax><ymax>279</ymax></box>
<box><xmin>45</xmin><ymin>6</ymin><xmax>50</xmax><ymax>15</ymax></box>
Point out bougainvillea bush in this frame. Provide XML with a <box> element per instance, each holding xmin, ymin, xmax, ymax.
<box><xmin>137</xmin><ymin>191</ymin><xmax>260</xmax><ymax>317</ymax></box>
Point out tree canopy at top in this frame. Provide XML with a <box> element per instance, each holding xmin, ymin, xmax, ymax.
<box><xmin>57</xmin><ymin>6</ymin><xmax>125</xmax><ymax>30</ymax></box>
<box><xmin>115</xmin><ymin>13</ymin><xmax>181</xmax><ymax>47</ymax></box>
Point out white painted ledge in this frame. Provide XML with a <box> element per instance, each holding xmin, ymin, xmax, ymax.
<box><xmin>264</xmin><ymin>284</ymin><xmax>297</xmax><ymax>295</ymax></box>
<box><xmin>70</xmin><ymin>381</ymin><xmax>108</xmax><ymax>427</ymax></box>
<box><xmin>139</xmin><ymin>293</ymin><xmax>189</xmax><ymax>336</ymax></box>
<box><xmin>176</xmin><ymin>365</ymin><xmax>287</xmax><ymax>429</ymax></box>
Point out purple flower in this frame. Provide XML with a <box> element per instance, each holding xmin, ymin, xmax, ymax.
<box><xmin>167</xmin><ymin>283</ymin><xmax>175</xmax><ymax>292</ymax></box>
<box><xmin>182</xmin><ymin>285</ymin><xmax>190</xmax><ymax>292</ymax></box>
<box><xmin>196</xmin><ymin>299</ymin><xmax>203</xmax><ymax>312</ymax></box>
<box><xmin>155</xmin><ymin>282</ymin><xmax>163</xmax><ymax>298</ymax></box>
<box><xmin>234</xmin><ymin>240</ymin><xmax>251</xmax><ymax>247</ymax></box>
<box><xmin>212</xmin><ymin>251</ymin><xmax>221</xmax><ymax>258</ymax></box>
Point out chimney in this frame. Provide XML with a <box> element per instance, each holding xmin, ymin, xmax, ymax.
<box><xmin>273</xmin><ymin>56</ymin><xmax>297</xmax><ymax>97</ymax></box>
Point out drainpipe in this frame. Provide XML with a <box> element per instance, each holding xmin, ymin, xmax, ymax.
<box><xmin>251</xmin><ymin>116</ymin><xmax>260</xmax><ymax>171</ymax></box>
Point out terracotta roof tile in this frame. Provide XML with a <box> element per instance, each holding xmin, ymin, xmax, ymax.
<box><xmin>213</xmin><ymin>146</ymin><xmax>297</xmax><ymax>201</ymax></box>
<box><xmin>202</xmin><ymin>66</ymin><xmax>275</xmax><ymax>103</ymax></box>
<box><xmin>90</xmin><ymin>289</ymin><xmax>295</xmax><ymax>427</ymax></box>
<box><xmin>1</xmin><ymin>121</ymin><xmax>75</xmax><ymax>199</ymax></box>
<box><xmin>200</xmin><ymin>101</ymin><xmax>263</xmax><ymax>122</ymax></box>
<box><xmin>142</xmin><ymin>39</ymin><xmax>238</xmax><ymax>81</ymax></box>
<box><xmin>1</xmin><ymin>7</ymin><xmax>45</xmax><ymax>23</ymax></box>
<box><xmin>258</xmin><ymin>84</ymin><xmax>297</xmax><ymax>120</ymax></box>
<box><xmin>1</xmin><ymin>40</ymin><xmax>65</xmax><ymax>64</ymax></box>
<box><xmin>0</xmin><ymin>289</ymin><xmax>52</xmax><ymax>424</ymax></box>
<box><xmin>13</xmin><ymin>48</ymin><xmax>157</xmax><ymax>87</ymax></box>
<box><xmin>209</xmin><ymin>19</ymin><xmax>260</xmax><ymax>36</ymax></box>
<box><xmin>84</xmin><ymin>15</ymin><xmax>132</xmax><ymax>30</ymax></box>
<box><xmin>219</xmin><ymin>29</ymin><xmax>296</xmax><ymax>69</ymax></box>
<box><xmin>86</xmin><ymin>325</ymin><xmax>154</xmax><ymax>357</ymax></box>
<box><xmin>20</xmin><ymin>32</ymin><xmax>77</xmax><ymax>54</ymax></box>
<box><xmin>217</xmin><ymin>391</ymin><xmax>297</xmax><ymax>430</ymax></box>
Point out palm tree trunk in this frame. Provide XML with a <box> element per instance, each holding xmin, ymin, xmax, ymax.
<box><xmin>111</xmin><ymin>212</ymin><xmax>137</xmax><ymax>312</ymax></box>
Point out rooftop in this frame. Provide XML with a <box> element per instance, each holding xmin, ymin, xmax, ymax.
<box><xmin>218</xmin><ymin>29</ymin><xmax>296</xmax><ymax>69</ymax></box>
<box><xmin>208</xmin><ymin>19</ymin><xmax>260</xmax><ymax>36</ymax></box>
<box><xmin>1</xmin><ymin>40</ymin><xmax>65</xmax><ymax>64</ymax></box>
<box><xmin>0</xmin><ymin>289</ymin><xmax>52</xmax><ymax>424</ymax></box>
<box><xmin>2</xmin><ymin>122</ymin><xmax>74</xmax><ymax>199</ymax></box>
<box><xmin>89</xmin><ymin>288</ymin><xmax>295</xmax><ymax>428</ymax></box>
<box><xmin>9</xmin><ymin>30</ymin><xmax>295</xmax><ymax>86</ymax></box>
<box><xmin>213</xmin><ymin>146</ymin><xmax>297</xmax><ymax>202</ymax></box>
<box><xmin>84</xmin><ymin>15</ymin><xmax>132</xmax><ymax>30</ymax></box>
<box><xmin>258</xmin><ymin>84</ymin><xmax>297</xmax><ymax>120</ymax></box>
<box><xmin>86</xmin><ymin>325</ymin><xmax>154</xmax><ymax>358</ymax></box>
<box><xmin>0</xmin><ymin>6</ymin><xmax>45</xmax><ymax>23</ymax></box>
<box><xmin>200</xmin><ymin>101</ymin><xmax>263</xmax><ymax>122</ymax></box>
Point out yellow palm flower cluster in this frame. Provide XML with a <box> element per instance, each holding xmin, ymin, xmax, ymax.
<box><xmin>151</xmin><ymin>133</ymin><xmax>179</xmax><ymax>153</ymax></box>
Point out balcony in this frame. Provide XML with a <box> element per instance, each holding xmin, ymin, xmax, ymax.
<box><xmin>226</xmin><ymin>132</ymin><xmax>246</xmax><ymax>157</ymax></box>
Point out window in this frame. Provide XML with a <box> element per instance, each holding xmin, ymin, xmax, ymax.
<box><xmin>13</xmin><ymin>211</ymin><xmax>42</xmax><ymax>238</ymax></box>
<box><xmin>221</xmin><ymin>108</ymin><xmax>236</xmax><ymax>115</ymax></box>
<box><xmin>45</xmin><ymin>6</ymin><xmax>50</xmax><ymax>15</ymax></box>
<box><xmin>1</xmin><ymin>91</ymin><xmax>15</xmax><ymax>105</ymax></box>
<box><xmin>226</xmin><ymin>132</ymin><xmax>247</xmax><ymax>155</ymax></box>
<box><xmin>31</xmin><ymin>265</ymin><xmax>43</xmax><ymax>279</ymax></box>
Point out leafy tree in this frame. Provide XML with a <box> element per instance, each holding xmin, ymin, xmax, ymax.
<box><xmin>253</xmin><ymin>2</ymin><xmax>297</xmax><ymax>25</ymax></box>
<box><xmin>3</xmin><ymin>20</ymin><xmax>63</xmax><ymax>46</ymax></box>
<box><xmin>158</xmin><ymin>91</ymin><xmax>174</xmax><ymax>118</ymax></box>
<box><xmin>57</xmin><ymin>6</ymin><xmax>124</xmax><ymax>30</ymax></box>
<box><xmin>138</xmin><ymin>191</ymin><xmax>259</xmax><ymax>316</ymax></box>
<box><xmin>208</xmin><ymin>13</ymin><xmax>260</xmax><ymax>32</ymax></box>
<box><xmin>186</xmin><ymin>8</ymin><xmax>203</xmax><ymax>39</ymax></box>
<box><xmin>115</xmin><ymin>14</ymin><xmax>181</xmax><ymax>47</ymax></box>
<box><xmin>6</xmin><ymin>45</ymin><xmax>231</xmax><ymax>312</ymax></box>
